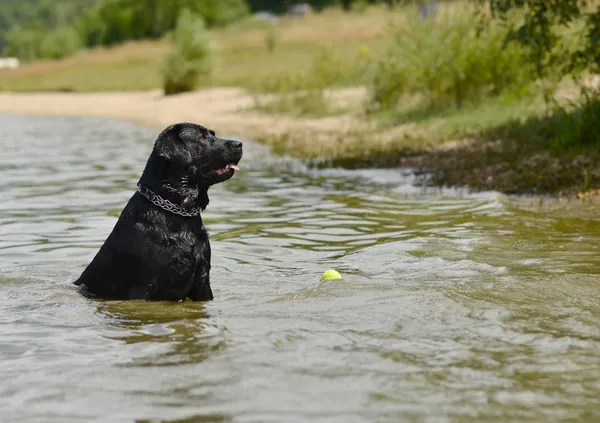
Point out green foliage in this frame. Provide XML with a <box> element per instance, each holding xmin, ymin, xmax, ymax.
<box><xmin>77</xmin><ymin>10</ymin><xmax>107</xmax><ymax>47</ymax></box>
<box><xmin>350</xmin><ymin>0</ymin><xmax>370</xmax><ymax>13</ymax></box>
<box><xmin>369</xmin><ymin>6</ymin><xmax>533</xmax><ymax>111</ymax></box>
<box><xmin>485</xmin><ymin>0</ymin><xmax>600</xmax><ymax>150</ymax></box>
<box><xmin>0</xmin><ymin>0</ymin><xmax>404</xmax><ymax>59</ymax></box>
<box><xmin>96</xmin><ymin>3</ymin><xmax>135</xmax><ymax>46</ymax></box>
<box><xmin>162</xmin><ymin>9</ymin><xmax>216</xmax><ymax>96</ymax></box>
<box><xmin>192</xmin><ymin>0</ymin><xmax>250</xmax><ymax>26</ymax></box>
<box><xmin>4</xmin><ymin>21</ymin><xmax>82</xmax><ymax>61</ymax></box>
<box><xmin>77</xmin><ymin>0</ymin><xmax>249</xmax><ymax>48</ymax></box>
<box><xmin>486</xmin><ymin>0</ymin><xmax>600</xmax><ymax>79</ymax></box>
<box><xmin>554</xmin><ymin>87</ymin><xmax>600</xmax><ymax>149</ymax></box>
<box><xmin>3</xmin><ymin>27</ymin><xmax>42</xmax><ymax>61</ymax></box>
<box><xmin>0</xmin><ymin>0</ymin><xmax>249</xmax><ymax>57</ymax></box>
<box><xmin>40</xmin><ymin>27</ymin><xmax>82</xmax><ymax>59</ymax></box>
<box><xmin>0</xmin><ymin>0</ymin><xmax>100</xmax><ymax>55</ymax></box>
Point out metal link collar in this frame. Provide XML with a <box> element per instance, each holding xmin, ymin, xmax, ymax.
<box><xmin>137</xmin><ymin>184</ymin><xmax>201</xmax><ymax>217</ymax></box>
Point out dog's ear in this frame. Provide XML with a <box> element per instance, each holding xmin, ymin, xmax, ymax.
<box><xmin>154</xmin><ymin>124</ymin><xmax>193</xmax><ymax>165</ymax></box>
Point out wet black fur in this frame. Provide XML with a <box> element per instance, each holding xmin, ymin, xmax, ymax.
<box><xmin>73</xmin><ymin>122</ymin><xmax>243</xmax><ymax>301</ymax></box>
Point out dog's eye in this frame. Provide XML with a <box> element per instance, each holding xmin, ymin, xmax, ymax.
<box><xmin>209</xmin><ymin>130</ymin><xmax>215</xmax><ymax>136</ymax></box>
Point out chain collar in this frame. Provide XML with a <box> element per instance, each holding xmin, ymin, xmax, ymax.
<box><xmin>137</xmin><ymin>184</ymin><xmax>201</xmax><ymax>217</ymax></box>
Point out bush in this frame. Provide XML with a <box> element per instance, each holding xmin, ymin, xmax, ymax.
<box><xmin>40</xmin><ymin>26</ymin><xmax>82</xmax><ymax>59</ymax></box>
<box><xmin>486</xmin><ymin>0</ymin><xmax>599</xmax><ymax>84</ymax></box>
<box><xmin>192</xmin><ymin>0</ymin><xmax>249</xmax><ymax>27</ymax></box>
<box><xmin>369</xmin><ymin>5</ymin><xmax>534</xmax><ymax>111</ymax></box>
<box><xmin>162</xmin><ymin>9</ymin><xmax>216</xmax><ymax>96</ymax></box>
<box><xmin>78</xmin><ymin>11</ymin><xmax>107</xmax><ymax>47</ymax></box>
<box><xmin>350</xmin><ymin>0</ymin><xmax>369</xmax><ymax>13</ymax></box>
<box><xmin>3</xmin><ymin>27</ymin><xmax>43</xmax><ymax>62</ymax></box>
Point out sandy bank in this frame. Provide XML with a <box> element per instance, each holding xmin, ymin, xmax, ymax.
<box><xmin>0</xmin><ymin>88</ymin><xmax>361</xmax><ymax>141</ymax></box>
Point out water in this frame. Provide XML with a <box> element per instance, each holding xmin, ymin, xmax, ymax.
<box><xmin>2</xmin><ymin>115</ymin><xmax>600</xmax><ymax>423</ymax></box>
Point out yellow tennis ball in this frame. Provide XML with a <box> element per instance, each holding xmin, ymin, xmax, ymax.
<box><xmin>321</xmin><ymin>269</ymin><xmax>342</xmax><ymax>281</ymax></box>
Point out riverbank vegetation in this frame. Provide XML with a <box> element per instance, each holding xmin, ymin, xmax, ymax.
<box><xmin>1</xmin><ymin>0</ymin><xmax>599</xmax><ymax>196</ymax></box>
<box><xmin>0</xmin><ymin>0</ymin><xmax>394</xmax><ymax>61</ymax></box>
<box><xmin>247</xmin><ymin>0</ymin><xmax>600</xmax><ymax>195</ymax></box>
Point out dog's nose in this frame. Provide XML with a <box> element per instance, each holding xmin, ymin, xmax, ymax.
<box><xmin>229</xmin><ymin>141</ymin><xmax>243</xmax><ymax>150</ymax></box>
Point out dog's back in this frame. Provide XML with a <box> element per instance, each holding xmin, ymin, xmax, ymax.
<box><xmin>75</xmin><ymin>191</ymin><xmax>213</xmax><ymax>300</ymax></box>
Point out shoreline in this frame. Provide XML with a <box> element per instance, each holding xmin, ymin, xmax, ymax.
<box><xmin>1</xmin><ymin>89</ymin><xmax>598</xmax><ymax>199</ymax></box>
<box><xmin>0</xmin><ymin>88</ymin><xmax>361</xmax><ymax>141</ymax></box>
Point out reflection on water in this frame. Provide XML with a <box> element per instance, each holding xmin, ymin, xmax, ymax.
<box><xmin>1</xmin><ymin>115</ymin><xmax>600</xmax><ymax>422</ymax></box>
<box><xmin>98</xmin><ymin>301</ymin><xmax>223</xmax><ymax>367</ymax></box>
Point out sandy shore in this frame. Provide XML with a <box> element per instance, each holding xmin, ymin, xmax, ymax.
<box><xmin>0</xmin><ymin>88</ymin><xmax>361</xmax><ymax>141</ymax></box>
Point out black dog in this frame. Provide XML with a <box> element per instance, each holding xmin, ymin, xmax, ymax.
<box><xmin>74</xmin><ymin>123</ymin><xmax>242</xmax><ymax>301</ymax></box>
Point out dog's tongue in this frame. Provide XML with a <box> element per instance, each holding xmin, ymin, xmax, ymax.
<box><xmin>215</xmin><ymin>163</ymin><xmax>240</xmax><ymax>175</ymax></box>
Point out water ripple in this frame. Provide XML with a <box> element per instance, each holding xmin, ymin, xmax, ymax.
<box><xmin>2</xmin><ymin>115</ymin><xmax>600</xmax><ymax>422</ymax></box>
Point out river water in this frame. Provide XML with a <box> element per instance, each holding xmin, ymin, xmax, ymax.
<box><xmin>1</xmin><ymin>115</ymin><xmax>600</xmax><ymax>423</ymax></box>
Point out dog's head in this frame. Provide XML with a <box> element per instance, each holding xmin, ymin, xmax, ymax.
<box><xmin>139</xmin><ymin>122</ymin><xmax>243</xmax><ymax>210</ymax></box>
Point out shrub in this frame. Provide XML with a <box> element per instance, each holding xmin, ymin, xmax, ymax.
<box><xmin>77</xmin><ymin>10</ymin><xmax>107</xmax><ymax>47</ymax></box>
<box><xmin>162</xmin><ymin>9</ymin><xmax>216</xmax><ymax>96</ymax></box>
<box><xmin>192</xmin><ymin>0</ymin><xmax>250</xmax><ymax>27</ymax></box>
<box><xmin>369</xmin><ymin>5</ymin><xmax>534</xmax><ymax>111</ymax></box>
<box><xmin>40</xmin><ymin>26</ymin><xmax>82</xmax><ymax>59</ymax></box>
<box><xmin>350</xmin><ymin>0</ymin><xmax>369</xmax><ymax>13</ymax></box>
<box><xmin>3</xmin><ymin>27</ymin><xmax>43</xmax><ymax>62</ymax></box>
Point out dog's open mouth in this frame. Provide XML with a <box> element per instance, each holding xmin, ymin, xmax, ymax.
<box><xmin>215</xmin><ymin>163</ymin><xmax>240</xmax><ymax>175</ymax></box>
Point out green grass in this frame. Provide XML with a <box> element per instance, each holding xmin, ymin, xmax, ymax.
<box><xmin>0</xmin><ymin>37</ymin><xmax>392</xmax><ymax>92</ymax></box>
<box><xmin>0</xmin><ymin>59</ymin><xmax>160</xmax><ymax>91</ymax></box>
<box><xmin>247</xmin><ymin>43</ymin><xmax>374</xmax><ymax>117</ymax></box>
<box><xmin>0</xmin><ymin>6</ymin><xmax>395</xmax><ymax>92</ymax></box>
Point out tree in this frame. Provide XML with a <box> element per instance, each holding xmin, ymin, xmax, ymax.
<box><xmin>485</xmin><ymin>0</ymin><xmax>600</xmax><ymax>81</ymax></box>
<box><xmin>486</xmin><ymin>0</ymin><xmax>600</xmax><ymax>147</ymax></box>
